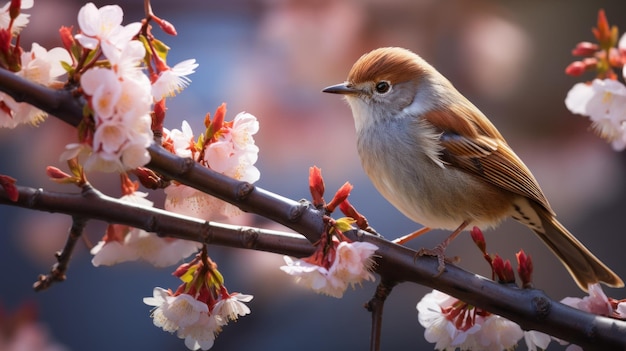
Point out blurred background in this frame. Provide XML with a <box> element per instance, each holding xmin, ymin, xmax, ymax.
<box><xmin>1</xmin><ymin>0</ymin><xmax>626</xmax><ymax>350</ymax></box>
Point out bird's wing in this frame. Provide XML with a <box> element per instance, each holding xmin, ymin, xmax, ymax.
<box><xmin>423</xmin><ymin>101</ymin><xmax>554</xmax><ymax>215</ymax></box>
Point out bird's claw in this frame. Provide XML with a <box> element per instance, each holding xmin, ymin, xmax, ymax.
<box><xmin>416</xmin><ymin>245</ymin><xmax>460</xmax><ymax>276</ymax></box>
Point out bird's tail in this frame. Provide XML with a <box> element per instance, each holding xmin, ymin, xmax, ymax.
<box><xmin>529</xmin><ymin>203</ymin><xmax>623</xmax><ymax>291</ymax></box>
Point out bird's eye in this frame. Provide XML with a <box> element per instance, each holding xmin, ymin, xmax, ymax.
<box><xmin>375</xmin><ymin>81</ymin><xmax>391</xmax><ymax>94</ymax></box>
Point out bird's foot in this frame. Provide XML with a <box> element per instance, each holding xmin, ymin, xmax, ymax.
<box><xmin>417</xmin><ymin>245</ymin><xmax>460</xmax><ymax>276</ymax></box>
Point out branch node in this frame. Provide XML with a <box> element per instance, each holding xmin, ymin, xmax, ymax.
<box><xmin>288</xmin><ymin>200</ymin><xmax>308</xmax><ymax>222</ymax></box>
<box><xmin>236</xmin><ymin>182</ymin><xmax>254</xmax><ymax>201</ymax></box>
<box><xmin>532</xmin><ymin>294</ymin><xmax>552</xmax><ymax>319</ymax></box>
<box><xmin>240</xmin><ymin>227</ymin><xmax>259</xmax><ymax>249</ymax></box>
<box><xmin>29</xmin><ymin>188</ymin><xmax>43</xmax><ymax>208</ymax></box>
<box><xmin>200</xmin><ymin>221</ymin><xmax>214</xmax><ymax>243</ymax></box>
<box><xmin>180</xmin><ymin>157</ymin><xmax>196</xmax><ymax>175</ymax></box>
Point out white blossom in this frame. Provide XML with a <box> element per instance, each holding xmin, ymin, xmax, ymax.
<box><xmin>144</xmin><ymin>288</ymin><xmax>209</xmax><ymax>333</ymax></box>
<box><xmin>565</xmin><ymin>79</ymin><xmax>626</xmax><ymax>150</ymax></box>
<box><xmin>75</xmin><ymin>2</ymin><xmax>141</xmax><ymax>56</ymax></box>
<box><xmin>0</xmin><ymin>0</ymin><xmax>33</xmax><ymax>34</ymax></box>
<box><xmin>212</xmin><ymin>293</ymin><xmax>253</xmax><ymax>325</ymax></box>
<box><xmin>152</xmin><ymin>59</ymin><xmax>199</xmax><ymax>100</ymax></box>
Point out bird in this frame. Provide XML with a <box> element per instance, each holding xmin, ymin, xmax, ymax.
<box><xmin>322</xmin><ymin>46</ymin><xmax>623</xmax><ymax>291</ymax></box>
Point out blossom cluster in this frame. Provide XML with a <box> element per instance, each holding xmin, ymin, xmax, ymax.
<box><xmin>565</xmin><ymin>10</ymin><xmax>626</xmax><ymax>150</ymax></box>
<box><xmin>0</xmin><ymin>0</ymin><xmax>71</xmax><ymax>128</ymax></box>
<box><xmin>416</xmin><ymin>228</ymin><xmax>551</xmax><ymax>351</ymax></box>
<box><xmin>144</xmin><ymin>255</ymin><xmax>253</xmax><ymax>350</ymax></box>
<box><xmin>0</xmin><ymin>2</ymin><xmax>199</xmax><ymax>173</ymax></box>
<box><xmin>281</xmin><ymin>235</ymin><xmax>378</xmax><ymax>298</ymax></box>
<box><xmin>163</xmin><ymin>103</ymin><xmax>260</xmax><ymax>221</ymax></box>
<box><xmin>281</xmin><ymin>167</ymin><xmax>379</xmax><ymax>298</ymax></box>
<box><xmin>417</xmin><ymin>289</ymin><xmax>551</xmax><ymax>351</ymax></box>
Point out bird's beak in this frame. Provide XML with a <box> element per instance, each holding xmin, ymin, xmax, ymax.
<box><xmin>322</xmin><ymin>82</ymin><xmax>359</xmax><ymax>95</ymax></box>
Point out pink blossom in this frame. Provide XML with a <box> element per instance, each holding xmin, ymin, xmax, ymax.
<box><xmin>560</xmin><ymin>283</ymin><xmax>613</xmax><ymax>316</ymax></box>
<box><xmin>0</xmin><ymin>43</ymin><xmax>71</xmax><ymax>128</ymax></box>
<box><xmin>280</xmin><ymin>240</ymin><xmax>378</xmax><ymax>298</ymax></box>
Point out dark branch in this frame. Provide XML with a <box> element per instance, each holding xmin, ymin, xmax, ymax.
<box><xmin>365</xmin><ymin>279</ymin><xmax>398</xmax><ymax>351</ymax></box>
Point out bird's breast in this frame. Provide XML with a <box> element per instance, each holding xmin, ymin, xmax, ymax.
<box><xmin>356</xmin><ymin>118</ymin><xmax>514</xmax><ymax>231</ymax></box>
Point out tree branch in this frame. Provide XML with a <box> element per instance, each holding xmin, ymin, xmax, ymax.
<box><xmin>1</xmin><ymin>68</ymin><xmax>626</xmax><ymax>349</ymax></box>
<box><xmin>33</xmin><ymin>215</ymin><xmax>88</xmax><ymax>291</ymax></box>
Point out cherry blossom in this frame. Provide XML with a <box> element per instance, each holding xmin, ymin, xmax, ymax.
<box><xmin>281</xmin><ymin>237</ymin><xmax>378</xmax><ymax>298</ymax></box>
<box><xmin>565</xmin><ymin>79</ymin><xmax>626</xmax><ymax>150</ymax></box>
<box><xmin>0</xmin><ymin>43</ymin><xmax>71</xmax><ymax>128</ymax></box>
<box><xmin>68</xmin><ymin>35</ymin><xmax>153</xmax><ymax>172</ymax></box>
<box><xmin>417</xmin><ymin>289</ymin><xmax>544</xmax><ymax>351</ymax></box>
<box><xmin>524</xmin><ymin>330</ymin><xmax>552</xmax><ymax>351</ymax></box>
<box><xmin>74</xmin><ymin>2</ymin><xmax>141</xmax><ymax>56</ymax></box>
<box><xmin>152</xmin><ymin>59</ymin><xmax>199</xmax><ymax>100</ymax></box>
<box><xmin>560</xmin><ymin>283</ymin><xmax>613</xmax><ymax>316</ymax></box>
<box><xmin>331</xmin><ymin>241</ymin><xmax>377</xmax><ymax>286</ymax></box>
<box><xmin>163</xmin><ymin>114</ymin><xmax>260</xmax><ymax>221</ymax></box>
<box><xmin>477</xmin><ymin>315</ymin><xmax>523</xmax><ymax>351</ymax></box>
<box><xmin>164</xmin><ymin>121</ymin><xmax>196</xmax><ymax>158</ymax></box>
<box><xmin>417</xmin><ymin>290</ymin><xmax>482</xmax><ymax>350</ymax></box>
<box><xmin>212</xmin><ymin>292</ymin><xmax>253</xmax><ymax>325</ymax></box>
<box><xmin>177</xmin><ymin>312</ymin><xmax>222</xmax><ymax>351</ymax></box>
<box><xmin>203</xmin><ymin>112</ymin><xmax>260</xmax><ymax>183</ymax></box>
<box><xmin>0</xmin><ymin>0</ymin><xmax>33</xmax><ymax>34</ymax></box>
<box><xmin>145</xmin><ymin>256</ymin><xmax>254</xmax><ymax>350</ymax></box>
<box><xmin>144</xmin><ymin>288</ymin><xmax>209</xmax><ymax>333</ymax></box>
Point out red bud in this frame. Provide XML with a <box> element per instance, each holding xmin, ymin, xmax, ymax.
<box><xmin>572</xmin><ymin>41</ymin><xmax>599</xmax><ymax>56</ymax></box>
<box><xmin>152</xmin><ymin>98</ymin><xmax>166</xmax><ymax>134</ymax></box>
<box><xmin>309</xmin><ymin>166</ymin><xmax>325</xmax><ymax>207</ymax></box>
<box><xmin>133</xmin><ymin>167</ymin><xmax>163</xmax><ymax>190</ymax></box>
<box><xmin>158</xmin><ymin>19</ymin><xmax>177</xmax><ymax>36</ymax></box>
<box><xmin>593</xmin><ymin>9</ymin><xmax>610</xmax><ymax>44</ymax></box>
<box><xmin>0</xmin><ymin>174</ymin><xmax>18</xmax><ymax>202</ymax></box>
<box><xmin>46</xmin><ymin>166</ymin><xmax>71</xmax><ymax>181</ymax></box>
<box><xmin>339</xmin><ymin>199</ymin><xmax>370</xmax><ymax>230</ymax></box>
<box><xmin>470</xmin><ymin>226</ymin><xmax>486</xmax><ymax>254</ymax></box>
<box><xmin>212</xmin><ymin>103</ymin><xmax>226</xmax><ymax>134</ymax></box>
<box><xmin>9</xmin><ymin>0</ymin><xmax>21</xmax><ymax>20</ymax></box>
<box><xmin>59</xmin><ymin>26</ymin><xmax>75</xmax><ymax>53</ymax></box>
<box><xmin>326</xmin><ymin>182</ymin><xmax>353</xmax><ymax>213</ymax></box>
<box><xmin>120</xmin><ymin>173</ymin><xmax>139</xmax><ymax>196</ymax></box>
<box><xmin>492</xmin><ymin>255</ymin><xmax>515</xmax><ymax>284</ymax></box>
<box><xmin>565</xmin><ymin>61</ymin><xmax>588</xmax><ymax>76</ymax></box>
<box><xmin>516</xmin><ymin>250</ymin><xmax>533</xmax><ymax>288</ymax></box>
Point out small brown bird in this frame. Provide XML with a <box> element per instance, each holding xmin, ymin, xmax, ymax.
<box><xmin>323</xmin><ymin>47</ymin><xmax>623</xmax><ymax>290</ymax></box>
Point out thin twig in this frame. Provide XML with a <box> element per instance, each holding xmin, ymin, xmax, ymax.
<box><xmin>33</xmin><ymin>215</ymin><xmax>88</xmax><ymax>291</ymax></box>
<box><xmin>365</xmin><ymin>279</ymin><xmax>398</xmax><ymax>351</ymax></box>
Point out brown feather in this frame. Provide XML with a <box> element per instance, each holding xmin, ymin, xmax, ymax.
<box><xmin>422</xmin><ymin>106</ymin><xmax>554</xmax><ymax>216</ymax></box>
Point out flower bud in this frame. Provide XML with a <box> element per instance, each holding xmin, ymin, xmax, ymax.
<box><xmin>470</xmin><ymin>226</ymin><xmax>486</xmax><ymax>254</ymax></box>
<box><xmin>9</xmin><ymin>0</ymin><xmax>21</xmax><ymax>20</ymax></box>
<box><xmin>571</xmin><ymin>42</ymin><xmax>599</xmax><ymax>56</ymax></box>
<box><xmin>326</xmin><ymin>182</ymin><xmax>353</xmax><ymax>213</ymax></box>
<box><xmin>0</xmin><ymin>174</ymin><xmax>18</xmax><ymax>202</ymax></box>
<box><xmin>309</xmin><ymin>166</ymin><xmax>325</xmax><ymax>207</ymax></box>
<box><xmin>516</xmin><ymin>249</ymin><xmax>533</xmax><ymax>288</ymax></box>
